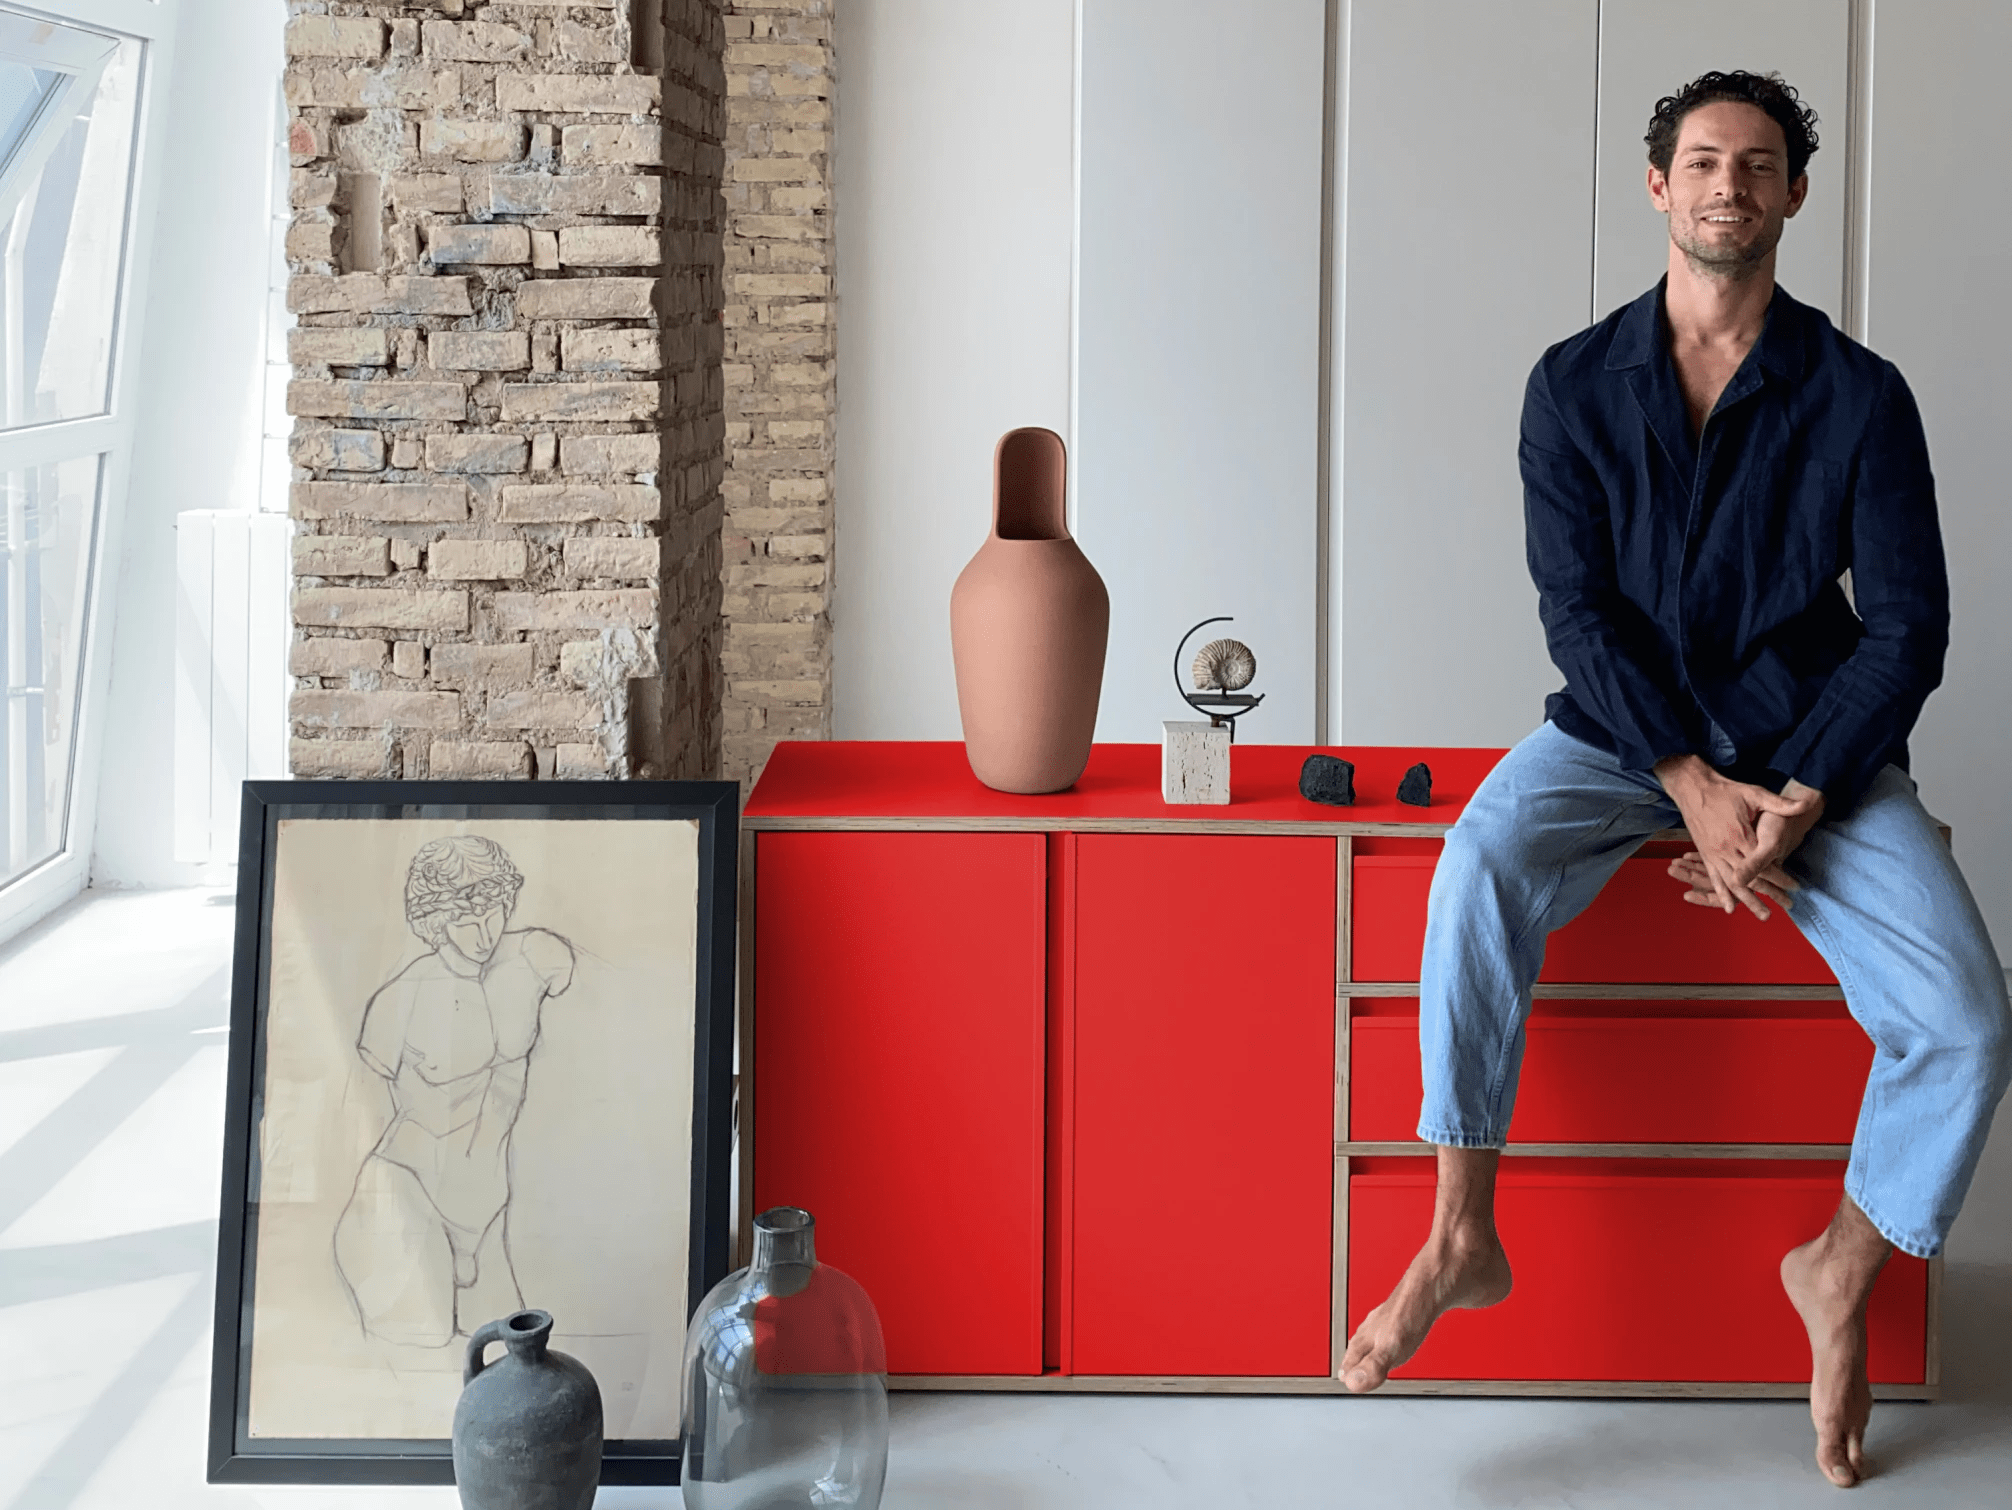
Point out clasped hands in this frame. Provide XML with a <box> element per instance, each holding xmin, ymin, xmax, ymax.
<box><xmin>1652</xmin><ymin>754</ymin><xmax>1825</xmax><ymax>922</ymax></box>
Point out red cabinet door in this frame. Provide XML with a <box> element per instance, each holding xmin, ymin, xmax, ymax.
<box><xmin>754</xmin><ymin>832</ymin><xmax>1046</xmax><ymax>1375</ymax></box>
<box><xmin>1349</xmin><ymin>1001</ymin><xmax>1873</xmax><ymax>1144</ymax></box>
<box><xmin>1352</xmin><ymin>847</ymin><xmax>1835</xmax><ymax>984</ymax></box>
<box><xmin>1063</xmin><ymin>833</ymin><xmax>1337</xmax><ymax>1376</ymax></box>
<box><xmin>1348</xmin><ymin>1157</ymin><xmax>1927</xmax><ymax>1382</ymax></box>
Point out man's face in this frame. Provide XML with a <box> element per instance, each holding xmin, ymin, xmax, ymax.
<box><xmin>1647</xmin><ymin>100</ymin><xmax>1807</xmax><ymax>277</ymax></box>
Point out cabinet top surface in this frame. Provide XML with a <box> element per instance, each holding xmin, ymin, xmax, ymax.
<box><xmin>744</xmin><ymin>742</ymin><xmax>1509</xmax><ymax>830</ymax></box>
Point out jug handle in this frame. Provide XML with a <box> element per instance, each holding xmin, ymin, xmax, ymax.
<box><xmin>464</xmin><ymin>1317</ymin><xmax>510</xmax><ymax>1385</ymax></box>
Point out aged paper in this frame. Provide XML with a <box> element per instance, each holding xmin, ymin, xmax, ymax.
<box><xmin>246</xmin><ymin>817</ymin><xmax>699</xmax><ymax>1441</ymax></box>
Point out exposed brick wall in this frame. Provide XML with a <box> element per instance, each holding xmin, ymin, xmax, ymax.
<box><xmin>719</xmin><ymin>0</ymin><xmax>834</xmax><ymax>787</ymax></box>
<box><xmin>283</xmin><ymin>1</ymin><xmax>725</xmax><ymax>781</ymax></box>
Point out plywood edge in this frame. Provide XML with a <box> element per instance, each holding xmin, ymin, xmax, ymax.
<box><xmin>1340</xmin><ymin>981</ymin><xmax>1846</xmax><ymax>1000</ymax></box>
<box><xmin>1331</xmin><ymin>1153</ymin><xmax>1350</xmax><ymax>1377</ymax></box>
<box><xmin>1925</xmin><ymin>1254</ymin><xmax>1943</xmax><ymax>1389</ymax></box>
<box><xmin>735</xmin><ymin>828</ymin><xmax>757</xmax><ymax>1269</ymax></box>
<box><xmin>1335</xmin><ymin>1141</ymin><xmax>1855</xmax><ymax>1160</ymax></box>
<box><xmin>744</xmin><ymin>815</ymin><xmax>1457</xmax><ymax>837</ymax></box>
<box><xmin>882</xmin><ymin>1377</ymin><xmax>1936</xmax><ymax>1402</ymax></box>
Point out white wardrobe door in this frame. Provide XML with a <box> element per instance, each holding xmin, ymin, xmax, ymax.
<box><xmin>1593</xmin><ymin>0</ymin><xmax>1850</xmax><ymax>323</ymax></box>
<box><xmin>1076</xmin><ymin>0</ymin><xmax>1327</xmax><ymax>743</ymax></box>
<box><xmin>1336</xmin><ymin>0</ymin><xmax>1597</xmax><ymax>747</ymax></box>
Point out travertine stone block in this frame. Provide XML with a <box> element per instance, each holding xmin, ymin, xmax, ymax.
<box><xmin>498</xmin><ymin>382</ymin><xmax>658</xmax><ymax>422</ymax></box>
<box><xmin>291</xmin><ymin>426</ymin><xmax>386</xmax><ymax>472</ymax></box>
<box><xmin>514</xmin><ymin>277</ymin><xmax>656</xmax><ymax>320</ymax></box>
<box><xmin>483</xmin><ymin>173</ymin><xmax>662</xmax><ymax>216</ymax></box>
<box><xmin>560</xmin><ymin>433</ymin><xmax>660</xmax><ymax>474</ymax></box>
<box><xmin>562</xmin><ymin>124</ymin><xmax>663</xmax><ymax>166</ymax></box>
<box><xmin>289</xmin><ymin>274</ymin><xmax>473</xmax><ymax>316</ymax></box>
<box><xmin>420</xmin><ymin>20</ymin><xmax>531</xmax><ymax>63</ymax></box>
<box><xmin>555</xmin><ymin>743</ymin><xmax>608</xmax><ymax>778</ymax></box>
<box><xmin>557</xmin><ymin>225</ymin><xmax>662</xmax><ymax>266</ymax></box>
<box><xmin>429</xmin><ymin>331</ymin><xmax>531</xmax><ymax>371</ymax></box>
<box><xmin>288</xmin><ymin>328</ymin><xmax>389</xmax><ymax>367</ymax></box>
<box><xmin>289</xmin><ymin>738</ymin><xmax>386</xmax><ymax>777</ymax></box>
<box><xmin>427</xmin><ymin>223</ymin><xmax>531</xmax><ymax>265</ymax></box>
<box><xmin>485</xmin><ymin>691</ymin><xmax>601</xmax><ymax>729</ymax></box>
<box><xmin>496</xmin><ymin>75</ymin><xmax>660</xmax><ymax>114</ymax></box>
<box><xmin>289</xmin><ymin>380</ymin><xmax>468</xmax><ymax>422</ymax></box>
<box><xmin>561</xmin><ymin>328</ymin><xmax>663</xmax><ymax>372</ymax></box>
<box><xmin>498</xmin><ymin>483</ymin><xmax>661</xmax><ymax>523</ymax></box>
<box><xmin>419</xmin><ymin>118</ymin><xmax>524</xmax><ymax>162</ymax></box>
<box><xmin>430</xmin><ymin>644</ymin><xmax>537</xmax><ymax>689</ymax></box>
<box><xmin>1162</xmin><ymin>721</ymin><xmax>1231</xmax><ymax>805</ymax></box>
<box><xmin>290</xmin><ymin>637</ymin><xmax>388</xmax><ymax>676</ymax></box>
<box><xmin>491</xmin><ymin>590</ymin><xmax>655</xmax><ymax>631</ymax></box>
<box><xmin>286</xmin><ymin>17</ymin><xmax>386</xmax><ymax>60</ymax></box>
<box><xmin>294</xmin><ymin>689</ymin><xmax>462</xmax><ymax>729</ymax></box>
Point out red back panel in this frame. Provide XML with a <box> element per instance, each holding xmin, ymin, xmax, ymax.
<box><xmin>1067</xmin><ymin>834</ymin><xmax>1337</xmax><ymax>1376</ymax></box>
<box><xmin>1349</xmin><ymin>1002</ymin><xmax>1874</xmax><ymax>1144</ymax></box>
<box><xmin>754</xmin><ymin>832</ymin><xmax>1047</xmax><ymax>1375</ymax></box>
<box><xmin>1347</xmin><ymin>1158</ymin><xmax>1926</xmax><ymax>1382</ymax></box>
<box><xmin>1352</xmin><ymin>853</ymin><xmax>1835</xmax><ymax>984</ymax></box>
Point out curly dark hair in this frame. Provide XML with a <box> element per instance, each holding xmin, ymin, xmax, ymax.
<box><xmin>1645</xmin><ymin>70</ymin><xmax>1820</xmax><ymax>182</ymax></box>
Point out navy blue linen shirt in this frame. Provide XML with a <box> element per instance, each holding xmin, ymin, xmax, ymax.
<box><xmin>1521</xmin><ymin>279</ymin><xmax>1947</xmax><ymax>813</ymax></box>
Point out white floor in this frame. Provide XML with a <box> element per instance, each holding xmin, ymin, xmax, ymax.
<box><xmin>3</xmin><ymin>888</ymin><xmax>2010</xmax><ymax>1510</ymax></box>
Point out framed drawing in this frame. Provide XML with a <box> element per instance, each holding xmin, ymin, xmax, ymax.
<box><xmin>207</xmin><ymin>781</ymin><xmax>739</xmax><ymax>1484</ymax></box>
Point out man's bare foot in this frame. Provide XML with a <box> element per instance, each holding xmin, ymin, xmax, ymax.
<box><xmin>1338</xmin><ymin>1232</ymin><xmax>1511</xmax><ymax>1392</ymax></box>
<box><xmin>1781</xmin><ymin>1197</ymin><xmax>1893</xmax><ymax>1488</ymax></box>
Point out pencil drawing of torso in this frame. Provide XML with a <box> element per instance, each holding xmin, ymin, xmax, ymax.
<box><xmin>334</xmin><ymin>836</ymin><xmax>578</xmax><ymax>1346</ymax></box>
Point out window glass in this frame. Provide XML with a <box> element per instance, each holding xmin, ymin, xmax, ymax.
<box><xmin>3</xmin><ymin>454</ymin><xmax>101</xmax><ymax>885</ymax></box>
<box><xmin>0</xmin><ymin>35</ymin><xmax>139</xmax><ymax>429</ymax></box>
<box><xmin>0</xmin><ymin>62</ymin><xmax>62</xmax><ymax>167</ymax></box>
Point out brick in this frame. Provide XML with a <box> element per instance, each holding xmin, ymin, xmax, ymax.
<box><xmin>290</xmin><ymin>426</ymin><xmax>385</xmax><ymax>472</ymax></box>
<box><xmin>732</xmin><ymin>157</ymin><xmax>817</xmax><ymax>182</ymax></box>
<box><xmin>531</xmin><ymin>433</ymin><xmax>559</xmax><ymax>471</ymax></box>
<box><xmin>419</xmin><ymin>118</ymin><xmax>524</xmax><ymax>162</ymax></box>
<box><xmin>428</xmin><ymin>740</ymin><xmax>534</xmax><ymax>778</ymax></box>
<box><xmin>388</xmin><ymin>174</ymin><xmax>465</xmax><ymax>213</ymax></box>
<box><xmin>425</xmin><ymin>434</ymin><xmax>529</xmax><ymax>473</ymax></box>
<box><xmin>497</xmin><ymin>484</ymin><xmax>661</xmax><ymax>523</ymax></box>
<box><xmin>291</xmin><ymin>170</ymin><xmax>336</xmax><ymax>209</ymax></box>
<box><xmin>430</xmin><ymin>644</ymin><xmax>537</xmax><ymax>689</ymax></box>
<box><xmin>292</xmin><ymin>482</ymin><xmax>469</xmax><ymax>522</ymax></box>
<box><xmin>496</xmin><ymin>75</ymin><xmax>660</xmax><ymax>114</ymax></box>
<box><xmin>485</xmin><ymin>691</ymin><xmax>602</xmax><ymax>730</ymax></box>
<box><xmin>286</xmin><ymin>17</ymin><xmax>385</xmax><ymax>60</ymax></box>
<box><xmin>727</xmin><ymin>42</ymin><xmax>828</xmax><ymax>69</ymax></box>
<box><xmin>531</xmin><ymin>229</ymin><xmax>560</xmax><ymax>270</ymax></box>
<box><xmin>294</xmin><ymin>689</ymin><xmax>462</xmax><ymax>729</ymax></box>
<box><xmin>498</xmin><ymin>382</ymin><xmax>658</xmax><ymax>422</ymax></box>
<box><xmin>391</xmin><ymin>435</ymin><xmax>424</xmax><ymax>469</ymax></box>
<box><xmin>560</xmin><ymin>433</ymin><xmax>660</xmax><ymax>474</ymax></box>
<box><xmin>560</xmin><ymin>328</ymin><xmax>662</xmax><ymax>373</ymax></box>
<box><xmin>428</xmin><ymin>223</ymin><xmax>531</xmax><ymax>265</ymax></box>
<box><xmin>514</xmin><ymin>277</ymin><xmax>655</xmax><ymax>320</ymax></box>
<box><xmin>294</xmin><ymin>535</ymin><xmax>392</xmax><ymax>577</ymax></box>
<box><xmin>553</xmin><ymin>19</ymin><xmax>623</xmax><ymax>64</ymax></box>
<box><xmin>559</xmin><ymin>641</ymin><xmax>604</xmax><ymax>684</ymax></box>
<box><xmin>492</xmin><ymin>590</ymin><xmax>655</xmax><ymax>631</ymax></box>
<box><xmin>482</xmin><ymin>174</ymin><xmax>661</xmax><ymax>217</ymax></box>
<box><xmin>290</xmin><ymin>638</ymin><xmax>388</xmax><ymax>676</ymax></box>
<box><xmin>287</xmin><ymin>65</ymin><xmax>457</xmax><ymax>111</ymax></box>
<box><xmin>286</xmin><ymin>219</ymin><xmax>336</xmax><ymax>262</ymax></box>
<box><xmin>428</xmin><ymin>539</ymin><xmax>530</xmax><ymax>580</ymax></box>
<box><xmin>289</xmin><ymin>738</ymin><xmax>386</xmax><ymax>777</ymax></box>
<box><xmin>390</xmin><ymin>538</ymin><xmax>422</xmax><ymax>571</ymax></box>
<box><xmin>564</xmin><ymin>537</ymin><xmax>660</xmax><ymax>578</ymax></box>
<box><xmin>555</xmin><ymin>743</ymin><xmax>608</xmax><ymax>778</ymax></box>
<box><xmin>734</xmin><ymin>214</ymin><xmax>827</xmax><ymax>242</ymax></box>
<box><xmin>430</xmin><ymin>331</ymin><xmax>530</xmax><ymax>371</ymax></box>
<box><xmin>289</xmin><ymin>274</ymin><xmax>473</xmax><ymax>315</ymax></box>
<box><xmin>557</xmin><ymin>225</ymin><xmax>660</xmax><ymax>267</ymax></box>
<box><xmin>288</xmin><ymin>328</ymin><xmax>389</xmax><ymax>367</ymax></box>
<box><xmin>391</xmin><ymin>641</ymin><xmax>426</xmax><ymax>680</ymax></box>
<box><xmin>421</xmin><ymin>20</ymin><xmax>531</xmax><ymax>62</ymax></box>
<box><xmin>293</xmin><ymin>588</ymin><xmax>470</xmax><ymax>632</ymax></box>
<box><xmin>561</xmin><ymin>124</ymin><xmax>662</xmax><ymax>166</ymax></box>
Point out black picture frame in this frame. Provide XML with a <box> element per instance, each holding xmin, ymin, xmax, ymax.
<box><xmin>207</xmin><ymin>780</ymin><xmax>739</xmax><ymax>1485</ymax></box>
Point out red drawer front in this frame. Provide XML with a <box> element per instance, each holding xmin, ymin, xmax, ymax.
<box><xmin>1349</xmin><ymin>1002</ymin><xmax>1872</xmax><ymax>1144</ymax></box>
<box><xmin>754</xmin><ymin>832</ymin><xmax>1047</xmax><ymax>1376</ymax></box>
<box><xmin>1067</xmin><ymin>833</ymin><xmax>1337</xmax><ymax>1377</ymax></box>
<box><xmin>1351</xmin><ymin>852</ymin><xmax>1835</xmax><ymax>983</ymax></box>
<box><xmin>1347</xmin><ymin>1158</ymin><xmax>1926</xmax><ymax>1382</ymax></box>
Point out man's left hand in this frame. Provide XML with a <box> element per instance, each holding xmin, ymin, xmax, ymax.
<box><xmin>1669</xmin><ymin>777</ymin><xmax>1825</xmax><ymax>921</ymax></box>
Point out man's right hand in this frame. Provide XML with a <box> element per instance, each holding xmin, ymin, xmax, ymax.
<box><xmin>1653</xmin><ymin>753</ymin><xmax>1823</xmax><ymax>920</ymax></box>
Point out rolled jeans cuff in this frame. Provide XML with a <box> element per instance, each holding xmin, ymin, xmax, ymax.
<box><xmin>1415</xmin><ymin>1125</ymin><xmax>1508</xmax><ymax>1151</ymax></box>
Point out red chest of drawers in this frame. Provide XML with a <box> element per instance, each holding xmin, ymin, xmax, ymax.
<box><xmin>741</xmin><ymin>741</ymin><xmax>1936</xmax><ymax>1399</ymax></box>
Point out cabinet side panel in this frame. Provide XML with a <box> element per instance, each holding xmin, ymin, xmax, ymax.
<box><xmin>1071</xmin><ymin>834</ymin><xmax>1336</xmax><ymax>1376</ymax></box>
<box><xmin>754</xmin><ymin>832</ymin><xmax>1047</xmax><ymax>1375</ymax></box>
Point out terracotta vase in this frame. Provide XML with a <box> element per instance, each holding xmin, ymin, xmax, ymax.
<box><xmin>950</xmin><ymin>427</ymin><xmax>1109</xmax><ymax>794</ymax></box>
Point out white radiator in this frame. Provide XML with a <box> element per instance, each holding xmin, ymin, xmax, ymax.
<box><xmin>174</xmin><ymin>511</ymin><xmax>292</xmax><ymax>864</ymax></box>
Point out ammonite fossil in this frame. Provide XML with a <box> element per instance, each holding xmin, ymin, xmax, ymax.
<box><xmin>1191</xmin><ymin>637</ymin><xmax>1257</xmax><ymax>693</ymax></box>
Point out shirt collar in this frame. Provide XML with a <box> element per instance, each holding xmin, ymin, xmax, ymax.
<box><xmin>1607</xmin><ymin>275</ymin><xmax>1808</xmax><ymax>382</ymax></box>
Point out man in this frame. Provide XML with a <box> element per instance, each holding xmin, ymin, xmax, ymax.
<box><xmin>1336</xmin><ymin>70</ymin><xmax>2011</xmax><ymax>1489</ymax></box>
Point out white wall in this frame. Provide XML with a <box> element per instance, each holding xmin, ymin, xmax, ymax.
<box><xmin>1865</xmin><ymin>1</ymin><xmax>2012</xmax><ymax>955</ymax></box>
<box><xmin>91</xmin><ymin>0</ymin><xmax>284</xmax><ymax>887</ymax></box>
<box><xmin>829</xmin><ymin>0</ymin><xmax>1076</xmax><ymax>740</ymax></box>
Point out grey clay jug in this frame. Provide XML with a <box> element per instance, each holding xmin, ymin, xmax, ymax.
<box><xmin>452</xmin><ymin>1309</ymin><xmax>603</xmax><ymax>1510</ymax></box>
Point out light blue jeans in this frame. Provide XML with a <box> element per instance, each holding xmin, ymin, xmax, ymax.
<box><xmin>1417</xmin><ymin>720</ymin><xmax>2012</xmax><ymax>1258</ymax></box>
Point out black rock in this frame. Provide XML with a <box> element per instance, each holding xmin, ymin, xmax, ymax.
<box><xmin>1300</xmin><ymin>754</ymin><xmax>1356</xmax><ymax>806</ymax></box>
<box><xmin>1398</xmin><ymin>761</ymin><xmax>1433</xmax><ymax>806</ymax></box>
